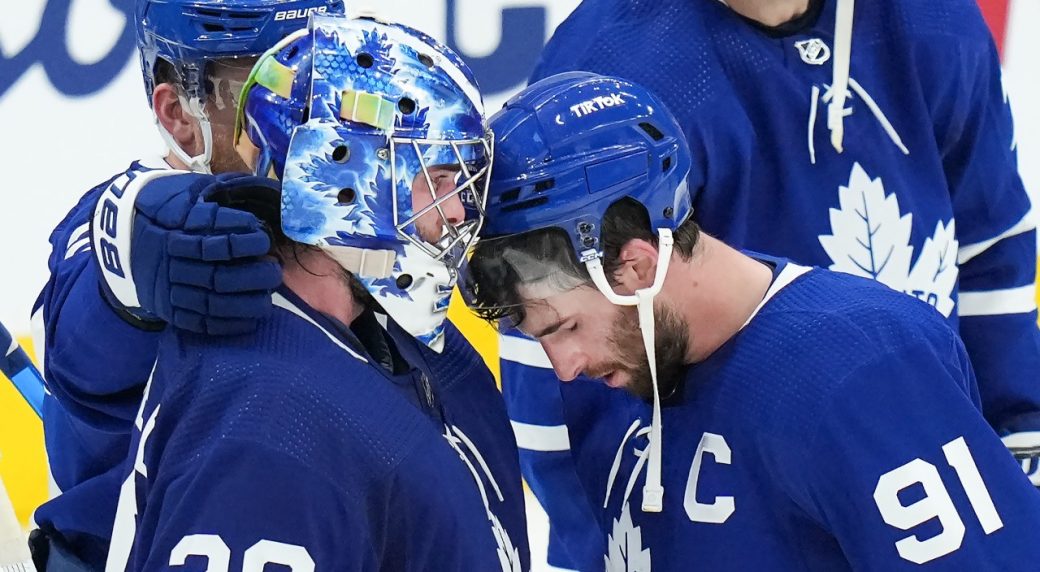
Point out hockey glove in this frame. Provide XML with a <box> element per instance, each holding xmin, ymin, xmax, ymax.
<box><xmin>92</xmin><ymin>171</ymin><xmax>282</xmax><ymax>335</ymax></box>
<box><xmin>1000</xmin><ymin>412</ymin><xmax>1040</xmax><ymax>487</ymax></box>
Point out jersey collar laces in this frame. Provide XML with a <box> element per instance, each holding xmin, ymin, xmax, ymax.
<box><xmin>586</xmin><ymin>228</ymin><xmax>675</xmax><ymax>513</ymax></box>
<box><xmin>810</xmin><ymin>0</ymin><xmax>909</xmax><ymax>164</ymax></box>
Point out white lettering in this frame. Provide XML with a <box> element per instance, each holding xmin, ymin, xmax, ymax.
<box><xmin>274</xmin><ymin>6</ymin><xmax>327</xmax><ymax>21</ymax></box>
<box><xmin>569</xmin><ymin>93</ymin><xmax>626</xmax><ymax>118</ymax></box>
<box><xmin>684</xmin><ymin>432</ymin><xmax>735</xmax><ymax>524</ymax></box>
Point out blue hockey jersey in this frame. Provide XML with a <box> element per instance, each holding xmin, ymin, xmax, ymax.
<box><xmin>589</xmin><ymin>261</ymin><xmax>1040</xmax><ymax>571</ymax></box>
<box><xmin>105</xmin><ymin>287</ymin><xmax>529</xmax><ymax>571</ymax></box>
<box><xmin>32</xmin><ymin>158</ymin><xmax>169</xmax><ymax>569</ymax></box>
<box><xmin>505</xmin><ymin>0</ymin><xmax>1040</xmax><ymax>568</ymax></box>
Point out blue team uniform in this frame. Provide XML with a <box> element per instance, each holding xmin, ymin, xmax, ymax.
<box><xmin>592</xmin><ymin>259</ymin><xmax>1040</xmax><ymax>570</ymax></box>
<box><xmin>104</xmin><ymin>287</ymin><xmax>529</xmax><ymax>571</ymax></box>
<box><xmin>32</xmin><ymin>159</ymin><xmax>168</xmax><ymax>569</ymax></box>
<box><xmin>503</xmin><ymin>0</ymin><xmax>1040</xmax><ymax>568</ymax></box>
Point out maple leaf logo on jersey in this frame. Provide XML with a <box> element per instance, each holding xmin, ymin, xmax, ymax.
<box><xmin>491</xmin><ymin>509</ymin><xmax>523</xmax><ymax>571</ymax></box>
<box><xmin>605</xmin><ymin>502</ymin><xmax>652</xmax><ymax>572</ymax></box>
<box><xmin>818</xmin><ymin>163</ymin><xmax>959</xmax><ymax>316</ymax></box>
<box><xmin>442</xmin><ymin>425</ymin><xmax>522</xmax><ymax>572</ymax></box>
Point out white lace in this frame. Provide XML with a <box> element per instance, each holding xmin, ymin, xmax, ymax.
<box><xmin>809</xmin><ymin>0</ymin><xmax>909</xmax><ymax>163</ymax></box>
<box><xmin>603</xmin><ymin>422</ymin><xmax>650</xmax><ymax>508</ymax></box>
<box><xmin>443</xmin><ymin>425</ymin><xmax>522</xmax><ymax>571</ymax></box>
<box><xmin>586</xmin><ymin>229</ymin><xmax>674</xmax><ymax>513</ymax></box>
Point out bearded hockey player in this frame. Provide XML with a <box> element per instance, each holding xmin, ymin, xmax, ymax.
<box><xmin>105</xmin><ymin>15</ymin><xmax>528</xmax><ymax>571</ymax></box>
<box><xmin>463</xmin><ymin>71</ymin><xmax>1040</xmax><ymax>571</ymax></box>
<box><xmin>501</xmin><ymin>1</ymin><xmax>1040</xmax><ymax>568</ymax></box>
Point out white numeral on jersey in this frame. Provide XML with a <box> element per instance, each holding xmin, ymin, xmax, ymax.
<box><xmin>170</xmin><ymin>536</ymin><xmax>314</xmax><ymax>572</ymax></box>
<box><xmin>170</xmin><ymin>535</ymin><xmax>230</xmax><ymax>571</ymax></box>
<box><xmin>873</xmin><ymin>436</ymin><xmax>1003</xmax><ymax>564</ymax></box>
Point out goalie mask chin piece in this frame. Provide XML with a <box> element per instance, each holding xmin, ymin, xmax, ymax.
<box><xmin>585</xmin><ymin>227</ymin><xmax>674</xmax><ymax>513</ymax></box>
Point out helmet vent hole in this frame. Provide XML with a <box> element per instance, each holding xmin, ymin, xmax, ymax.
<box><xmin>662</xmin><ymin>156</ymin><xmax>672</xmax><ymax>172</ymax></box>
<box><xmin>286</xmin><ymin>45</ymin><xmax>299</xmax><ymax>59</ymax></box>
<box><xmin>332</xmin><ymin>145</ymin><xmax>350</xmax><ymax>163</ymax></box>
<box><xmin>502</xmin><ymin>196</ymin><xmax>549</xmax><ymax>213</ymax></box>
<box><xmin>534</xmin><ymin>179</ymin><xmax>555</xmax><ymax>193</ymax></box>
<box><xmin>337</xmin><ymin>188</ymin><xmax>356</xmax><ymax>204</ymax></box>
<box><xmin>398</xmin><ymin>97</ymin><xmax>416</xmax><ymax>114</ymax></box>
<box><xmin>500</xmin><ymin>188</ymin><xmax>521</xmax><ymax>203</ymax></box>
<box><xmin>418</xmin><ymin>53</ymin><xmax>435</xmax><ymax>68</ymax></box>
<box><xmin>357</xmin><ymin>53</ymin><xmax>375</xmax><ymax>69</ymax></box>
<box><xmin>396</xmin><ymin>274</ymin><xmax>414</xmax><ymax>289</ymax></box>
<box><xmin>639</xmin><ymin>122</ymin><xmax>665</xmax><ymax>141</ymax></box>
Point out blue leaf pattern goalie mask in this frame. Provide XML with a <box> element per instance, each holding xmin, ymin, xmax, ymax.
<box><xmin>236</xmin><ymin>15</ymin><xmax>492</xmax><ymax>351</ymax></box>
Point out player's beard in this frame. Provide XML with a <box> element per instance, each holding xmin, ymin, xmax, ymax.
<box><xmin>600</xmin><ymin>302</ymin><xmax>690</xmax><ymax>403</ymax></box>
<box><xmin>209</xmin><ymin>123</ymin><xmax>250</xmax><ymax>174</ymax></box>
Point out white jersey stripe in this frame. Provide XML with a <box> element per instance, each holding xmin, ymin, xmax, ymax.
<box><xmin>499</xmin><ymin>333</ymin><xmax>552</xmax><ymax>369</ymax></box>
<box><xmin>511</xmin><ymin>421</ymin><xmax>571</xmax><ymax>452</ymax></box>
<box><xmin>63</xmin><ymin>223</ymin><xmax>89</xmax><ymax>259</ymax></box>
<box><xmin>959</xmin><ymin>285</ymin><xmax>1037</xmax><ymax>316</ymax></box>
<box><xmin>958</xmin><ymin>211</ymin><xmax>1036</xmax><ymax>265</ymax></box>
<box><xmin>272</xmin><ymin>293</ymin><xmax>368</xmax><ymax>362</ymax></box>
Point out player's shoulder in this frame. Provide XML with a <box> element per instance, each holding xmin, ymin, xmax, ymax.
<box><xmin>427</xmin><ymin>319</ymin><xmax>496</xmax><ymax>392</ymax></box>
<box><xmin>153</xmin><ymin>301</ymin><xmax>433</xmax><ymax>481</ymax></box>
<box><xmin>712</xmin><ymin>266</ymin><xmax>970</xmax><ymax>442</ymax></box>
<box><xmin>763</xmin><ymin>266</ymin><xmax>956</xmax><ymax>348</ymax></box>
<box><xmin>737</xmin><ymin>266</ymin><xmax>963</xmax><ymax>393</ymax></box>
<box><xmin>867</xmin><ymin>0</ymin><xmax>993</xmax><ymax>46</ymax></box>
<box><xmin>533</xmin><ymin>0</ymin><xmax>715</xmax><ymax>86</ymax></box>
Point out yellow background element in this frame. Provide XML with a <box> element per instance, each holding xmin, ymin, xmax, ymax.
<box><xmin>0</xmin><ymin>336</ymin><xmax>46</xmax><ymax>528</ymax></box>
<box><xmin>0</xmin><ymin>292</ymin><xmax>500</xmax><ymax>528</ymax></box>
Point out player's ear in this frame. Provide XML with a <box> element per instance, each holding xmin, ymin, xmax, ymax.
<box><xmin>153</xmin><ymin>83</ymin><xmax>201</xmax><ymax>157</ymax></box>
<box><xmin>611</xmin><ymin>238</ymin><xmax>658</xmax><ymax>293</ymax></box>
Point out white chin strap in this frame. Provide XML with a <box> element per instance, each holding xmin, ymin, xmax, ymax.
<box><xmin>828</xmin><ymin>0</ymin><xmax>855</xmax><ymax>153</ymax></box>
<box><xmin>157</xmin><ymin>96</ymin><xmax>214</xmax><ymax>174</ymax></box>
<box><xmin>585</xmin><ymin>228</ymin><xmax>674</xmax><ymax>513</ymax></box>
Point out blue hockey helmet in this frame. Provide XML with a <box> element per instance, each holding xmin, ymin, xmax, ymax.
<box><xmin>479</xmin><ymin>71</ymin><xmax>691</xmax><ymax>260</ymax></box>
<box><xmin>136</xmin><ymin>0</ymin><xmax>345</xmax><ymax>104</ymax></box>
<box><xmin>235</xmin><ymin>14</ymin><xmax>492</xmax><ymax>351</ymax></box>
<box><xmin>136</xmin><ymin>0</ymin><xmax>345</xmax><ymax>171</ymax></box>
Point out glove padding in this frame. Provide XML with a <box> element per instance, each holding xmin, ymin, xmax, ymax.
<box><xmin>1000</xmin><ymin>413</ymin><xmax>1040</xmax><ymax>487</ymax></box>
<box><xmin>104</xmin><ymin>172</ymin><xmax>282</xmax><ymax>335</ymax></box>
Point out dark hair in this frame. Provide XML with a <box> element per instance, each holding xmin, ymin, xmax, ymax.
<box><xmin>204</xmin><ymin>177</ymin><xmax>376</xmax><ymax>308</ymax></box>
<box><xmin>154</xmin><ymin>58</ymin><xmax>182</xmax><ymax>89</ymax></box>
<box><xmin>466</xmin><ymin>198</ymin><xmax>700</xmax><ymax>326</ymax></box>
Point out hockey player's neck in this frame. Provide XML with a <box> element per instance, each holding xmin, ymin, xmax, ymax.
<box><xmin>164</xmin><ymin>152</ymin><xmax>190</xmax><ymax>171</ymax></box>
<box><xmin>281</xmin><ymin>249</ymin><xmax>366</xmax><ymax>327</ymax></box>
<box><xmin>723</xmin><ymin>0</ymin><xmax>811</xmax><ymax>27</ymax></box>
<box><xmin>673</xmin><ymin>236</ymin><xmax>772</xmax><ymax>362</ymax></box>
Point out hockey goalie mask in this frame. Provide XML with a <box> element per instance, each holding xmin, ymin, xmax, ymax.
<box><xmin>235</xmin><ymin>15</ymin><xmax>492</xmax><ymax>351</ymax></box>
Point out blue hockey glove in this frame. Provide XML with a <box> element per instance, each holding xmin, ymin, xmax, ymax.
<box><xmin>999</xmin><ymin>413</ymin><xmax>1040</xmax><ymax>487</ymax></box>
<box><xmin>92</xmin><ymin>170</ymin><xmax>282</xmax><ymax>335</ymax></box>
